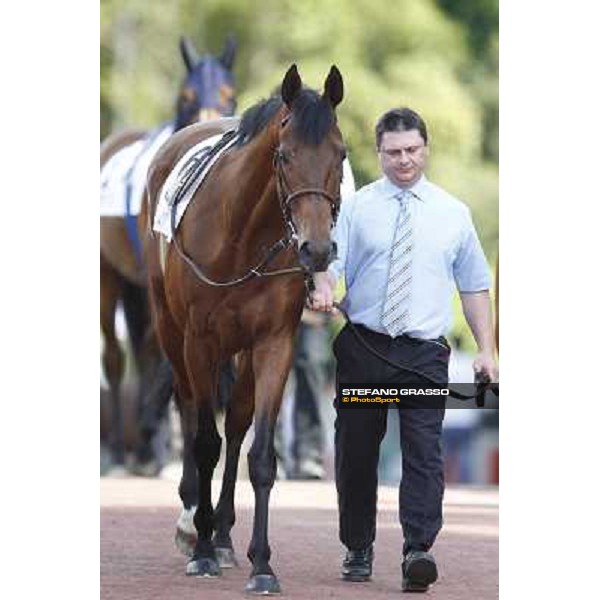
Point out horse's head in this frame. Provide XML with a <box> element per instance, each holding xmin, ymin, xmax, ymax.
<box><xmin>274</xmin><ymin>64</ymin><xmax>345</xmax><ymax>273</ymax></box>
<box><xmin>174</xmin><ymin>35</ymin><xmax>237</xmax><ymax>130</ymax></box>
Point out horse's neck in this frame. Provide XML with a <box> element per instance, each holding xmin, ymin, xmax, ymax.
<box><xmin>227</xmin><ymin>126</ymin><xmax>283</xmax><ymax>244</ymax></box>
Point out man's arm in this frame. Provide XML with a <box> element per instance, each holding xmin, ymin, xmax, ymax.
<box><xmin>459</xmin><ymin>290</ymin><xmax>498</xmax><ymax>382</ymax></box>
<box><xmin>308</xmin><ymin>189</ymin><xmax>355</xmax><ymax>313</ymax></box>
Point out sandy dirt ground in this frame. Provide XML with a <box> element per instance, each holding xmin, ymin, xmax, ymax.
<box><xmin>101</xmin><ymin>475</ymin><xmax>498</xmax><ymax>599</ymax></box>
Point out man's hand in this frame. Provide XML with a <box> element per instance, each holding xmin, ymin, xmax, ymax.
<box><xmin>308</xmin><ymin>271</ymin><xmax>337</xmax><ymax>313</ymax></box>
<box><xmin>473</xmin><ymin>351</ymin><xmax>499</xmax><ymax>383</ymax></box>
<box><xmin>460</xmin><ymin>291</ymin><xmax>498</xmax><ymax>384</ymax></box>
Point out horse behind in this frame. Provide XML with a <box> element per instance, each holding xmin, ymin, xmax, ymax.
<box><xmin>100</xmin><ymin>35</ymin><xmax>237</xmax><ymax>472</ymax></box>
<box><xmin>144</xmin><ymin>64</ymin><xmax>346</xmax><ymax>594</ymax></box>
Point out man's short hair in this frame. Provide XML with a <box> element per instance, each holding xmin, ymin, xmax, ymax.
<box><xmin>375</xmin><ymin>108</ymin><xmax>428</xmax><ymax>149</ymax></box>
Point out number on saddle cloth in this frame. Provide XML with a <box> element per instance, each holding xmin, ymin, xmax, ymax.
<box><xmin>166</xmin><ymin>130</ymin><xmax>241</xmax><ymax>239</ymax></box>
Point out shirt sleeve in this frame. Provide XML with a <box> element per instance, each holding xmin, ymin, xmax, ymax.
<box><xmin>453</xmin><ymin>209</ymin><xmax>492</xmax><ymax>292</ymax></box>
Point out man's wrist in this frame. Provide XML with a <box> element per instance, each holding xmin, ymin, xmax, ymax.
<box><xmin>314</xmin><ymin>270</ymin><xmax>336</xmax><ymax>289</ymax></box>
<box><xmin>477</xmin><ymin>346</ymin><xmax>496</xmax><ymax>358</ymax></box>
<box><xmin>325</xmin><ymin>268</ymin><xmax>338</xmax><ymax>287</ymax></box>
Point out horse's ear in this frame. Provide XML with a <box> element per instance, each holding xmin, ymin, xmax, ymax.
<box><xmin>323</xmin><ymin>65</ymin><xmax>344</xmax><ymax>108</ymax></box>
<box><xmin>180</xmin><ymin>36</ymin><xmax>199</xmax><ymax>73</ymax></box>
<box><xmin>281</xmin><ymin>64</ymin><xmax>302</xmax><ymax>107</ymax></box>
<box><xmin>220</xmin><ymin>34</ymin><xmax>237</xmax><ymax>70</ymax></box>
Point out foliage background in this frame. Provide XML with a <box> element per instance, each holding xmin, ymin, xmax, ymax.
<box><xmin>100</xmin><ymin>0</ymin><xmax>498</xmax><ymax>350</ymax></box>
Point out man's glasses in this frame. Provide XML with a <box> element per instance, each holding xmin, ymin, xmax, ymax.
<box><xmin>379</xmin><ymin>145</ymin><xmax>424</xmax><ymax>159</ymax></box>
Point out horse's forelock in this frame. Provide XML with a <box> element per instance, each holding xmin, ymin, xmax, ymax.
<box><xmin>290</xmin><ymin>89</ymin><xmax>336</xmax><ymax>146</ymax></box>
<box><xmin>236</xmin><ymin>87</ymin><xmax>337</xmax><ymax>148</ymax></box>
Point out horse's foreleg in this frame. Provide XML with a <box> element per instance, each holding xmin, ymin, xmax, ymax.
<box><xmin>245</xmin><ymin>335</ymin><xmax>294</xmax><ymax>595</ymax></box>
<box><xmin>145</xmin><ymin>237</ymin><xmax>204</xmax><ymax>556</ymax></box>
<box><xmin>184</xmin><ymin>333</ymin><xmax>222</xmax><ymax>577</ymax></box>
<box><xmin>146</xmin><ymin>264</ymin><xmax>197</xmax><ymax>556</ymax></box>
<box><xmin>213</xmin><ymin>353</ymin><xmax>254</xmax><ymax>568</ymax></box>
<box><xmin>101</xmin><ymin>254</ymin><xmax>125</xmax><ymax>467</ymax></box>
<box><xmin>175</xmin><ymin>391</ymin><xmax>200</xmax><ymax>557</ymax></box>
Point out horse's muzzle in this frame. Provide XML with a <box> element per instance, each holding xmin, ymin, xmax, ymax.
<box><xmin>298</xmin><ymin>240</ymin><xmax>337</xmax><ymax>272</ymax></box>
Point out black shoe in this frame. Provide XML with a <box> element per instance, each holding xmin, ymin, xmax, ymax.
<box><xmin>341</xmin><ymin>545</ymin><xmax>374</xmax><ymax>582</ymax></box>
<box><xmin>402</xmin><ymin>550</ymin><xmax>438</xmax><ymax>592</ymax></box>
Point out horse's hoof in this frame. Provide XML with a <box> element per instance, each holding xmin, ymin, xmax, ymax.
<box><xmin>175</xmin><ymin>528</ymin><xmax>197</xmax><ymax>557</ymax></box>
<box><xmin>245</xmin><ymin>574</ymin><xmax>281</xmax><ymax>595</ymax></box>
<box><xmin>215</xmin><ymin>546</ymin><xmax>239</xmax><ymax>568</ymax></box>
<box><xmin>186</xmin><ymin>557</ymin><xmax>222</xmax><ymax>577</ymax></box>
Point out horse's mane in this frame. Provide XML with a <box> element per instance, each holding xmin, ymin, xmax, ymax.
<box><xmin>237</xmin><ymin>95</ymin><xmax>283</xmax><ymax>146</ymax></box>
<box><xmin>237</xmin><ymin>88</ymin><xmax>336</xmax><ymax>147</ymax></box>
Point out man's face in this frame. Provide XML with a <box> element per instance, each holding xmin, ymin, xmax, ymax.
<box><xmin>378</xmin><ymin>129</ymin><xmax>428</xmax><ymax>188</ymax></box>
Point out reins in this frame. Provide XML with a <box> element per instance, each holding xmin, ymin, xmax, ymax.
<box><xmin>165</xmin><ymin>129</ymin><xmax>496</xmax><ymax>406</ymax></box>
<box><xmin>171</xmin><ymin>233</ymin><xmax>304</xmax><ymax>287</ymax></box>
<box><xmin>329</xmin><ymin>300</ymin><xmax>497</xmax><ymax>407</ymax></box>
<box><xmin>168</xmin><ymin>130</ymin><xmax>339</xmax><ymax>287</ymax></box>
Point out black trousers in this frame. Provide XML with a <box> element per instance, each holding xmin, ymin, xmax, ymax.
<box><xmin>333</xmin><ymin>324</ymin><xmax>449</xmax><ymax>555</ymax></box>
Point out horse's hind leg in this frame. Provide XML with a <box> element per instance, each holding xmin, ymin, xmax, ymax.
<box><xmin>100</xmin><ymin>253</ymin><xmax>125</xmax><ymax>468</ymax></box>
<box><xmin>213</xmin><ymin>352</ymin><xmax>254</xmax><ymax>568</ymax></box>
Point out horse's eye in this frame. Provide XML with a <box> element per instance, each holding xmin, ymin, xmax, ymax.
<box><xmin>219</xmin><ymin>85</ymin><xmax>234</xmax><ymax>103</ymax></box>
<box><xmin>181</xmin><ymin>88</ymin><xmax>197</xmax><ymax>104</ymax></box>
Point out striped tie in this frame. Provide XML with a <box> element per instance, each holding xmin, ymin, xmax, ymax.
<box><xmin>381</xmin><ymin>190</ymin><xmax>413</xmax><ymax>337</ymax></box>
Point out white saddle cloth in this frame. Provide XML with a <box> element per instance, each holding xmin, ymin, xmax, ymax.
<box><xmin>100</xmin><ymin>123</ymin><xmax>174</xmax><ymax>217</ymax></box>
<box><xmin>153</xmin><ymin>132</ymin><xmax>239</xmax><ymax>241</ymax></box>
<box><xmin>151</xmin><ymin>135</ymin><xmax>356</xmax><ymax>242</ymax></box>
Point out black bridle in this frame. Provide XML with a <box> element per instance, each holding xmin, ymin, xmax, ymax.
<box><xmin>168</xmin><ymin>135</ymin><xmax>340</xmax><ymax>288</ymax></box>
<box><xmin>273</xmin><ymin>146</ymin><xmax>340</xmax><ymax>242</ymax></box>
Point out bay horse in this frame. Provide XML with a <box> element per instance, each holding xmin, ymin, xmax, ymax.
<box><xmin>100</xmin><ymin>35</ymin><xmax>237</xmax><ymax>471</ymax></box>
<box><xmin>144</xmin><ymin>64</ymin><xmax>345</xmax><ymax>594</ymax></box>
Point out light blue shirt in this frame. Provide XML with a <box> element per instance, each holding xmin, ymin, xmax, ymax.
<box><xmin>329</xmin><ymin>175</ymin><xmax>491</xmax><ymax>339</ymax></box>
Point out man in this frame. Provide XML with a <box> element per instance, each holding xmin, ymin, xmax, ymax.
<box><xmin>310</xmin><ymin>108</ymin><xmax>498</xmax><ymax>592</ymax></box>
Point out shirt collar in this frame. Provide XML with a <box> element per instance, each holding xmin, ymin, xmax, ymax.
<box><xmin>381</xmin><ymin>174</ymin><xmax>428</xmax><ymax>202</ymax></box>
